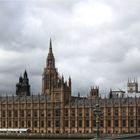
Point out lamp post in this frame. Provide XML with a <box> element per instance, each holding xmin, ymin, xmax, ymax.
<box><xmin>94</xmin><ymin>99</ymin><xmax>102</xmax><ymax>140</ymax></box>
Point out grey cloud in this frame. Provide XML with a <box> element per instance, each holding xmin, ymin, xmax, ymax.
<box><xmin>0</xmin><ymin>0</ymin><xmax>140</xmax><ymax>96</ymax></box>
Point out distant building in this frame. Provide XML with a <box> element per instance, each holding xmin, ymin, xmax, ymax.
<box><xmin>16</xmin><ymin>70</ymin><xmax>30</xmax><ymax>96</ymax></box>
<box><xmin>127</xmin><ymin>79</ymin><xmax>138</xmax><ymax>93</ymax></box>
<box><xmin>0</xmin><ymin>39</ymin><xmax>140</xmax><ymax>135</ymax></box>
<box><xmin>109</xmin><ymin>78</ymin><xmax>140</xmax><ymax>99</ymax></box>
<box><xmin>88</xmin><ymin>86</ymin><xmax>100</xmax><ymax>99</ymax></box>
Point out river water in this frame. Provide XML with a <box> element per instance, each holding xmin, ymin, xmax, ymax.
<box><xmin>0</xmin><ymin>139</ymin><xmax>90</xmax><ymax>140</ymax></box>
<box><xmin>0</xmin><ymin>139</ymin><xmax>91</xmax><ymax>140</ymax></box>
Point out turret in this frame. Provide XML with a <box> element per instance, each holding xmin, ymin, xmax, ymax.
<box><xmin>19</xmin><ymin>75</ymin><xmax>23</xmax><ymax>83</ymax></box>
<box><xmin>62</xmin><ymin>75</ymin><xmax>64</xmax><ymax>82</ymax></box>
<box><xmin>16</xmin><ymin>70</ymin><xmax>30</xmax><ymax>96</ymax></box>
<box><xmin>109</xmin><ymin>88</ymin><xmax>113</xmax><ymax>99</ymax></box>
<box><xmin>69</xmin><ymin>76</ymin><xmax>71</xmax><ymax>88</ymax></box>
<box><xmin>24</xmin><ymin>70</ymin><xmax>28</xmax><ymax>79</ymax></box>
<box><xmin>127</xmin><ymin>78</ymin><xmax>138</xmax><ymax>93</ymax></box>
<box><xmin>78</xmin><ymin>92</ymin><xmax>80</xmax><ymax>98</ymax></box>
<box><xmin>88</xmin><ymin>86</ymin><xmax>99</xmax><ymax>99</ymax></box>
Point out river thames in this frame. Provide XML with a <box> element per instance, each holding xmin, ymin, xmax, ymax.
<box><xmin>0</xmin><ymin>139</ymin><xmax>90</xmax><ymax>140</ymax></box>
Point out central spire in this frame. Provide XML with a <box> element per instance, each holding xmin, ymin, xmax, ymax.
<box><xmin>42</xmin><ymin>38</ymin><xmax>71</xmax><ymax>98</ymax></box>
<box><xmin>47</xmin><ymin>38</ymin><xmax>55</xmax><ymax>69</ymax></box>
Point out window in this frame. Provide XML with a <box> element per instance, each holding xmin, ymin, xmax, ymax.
<box><xmin>2</xmin><ymin>105</ymin><xmax>6</xmax><ymax>108</ymax></box>
<box><xmin>21</xmin><ymin>121</ymin><xmax>24</xmax><ymax>127</ymax></box>
<box><xmin>8</xmin><ymin>121</ymin><xmax>11</xmax><ymax>127</ymax></box>
<box><xmin>79</xmin><ymin>120</ymin><xmax>82</xmax><ymax>127</ymax></box>
<box><xmin>27</xmin><ymin>103</ymin><xmax>31</xmax><ymax>107</ymax></box>
<box><xmin>47</xmin><ymin>110</ymin><xmax>51</xmax><ymax>117</ymax></box>
<box><xmin>2</xmin><ymin>121</ymin><xmax>5</xmax><ymax>127</ymax></box>
<box><xmin>86</xmin><ymin>112</ymin><xmax>89</xmax><ymax>117</ymax></box>
<box><xmin>65</xmin><ymin>120</ymin><xmax>69</xmax><ymax>127</ymax></box>
<box><xmin>72</xmin><ymin>120</ymin><xmax>75</xmax><ymax>127</ymax></box>
<box><xmin>107</xmin><ymin>108</ymin><xmax>111</xmax><ymax>116</ymax></box>
<box><xmin>78</xmin><ymin>109</ymin><xmax>82</xmax><ymax>117</ymax></box>
<box><xmin>27</xmin><ymin>110</ymin><xmax>31</xmax><ymax>118</ymax></box>
<box><xmin>40</xmin><ymin>103</ymin><xmax>44</xmax><ymax>108</ymax></box>
<box><xmin>34</xmin><ymin>121</ymin><xmax>38</xmax><ymax>127</ymax></box>
<box><xmin>55</xmin><ymin>120</ymin><xmax>60</xmax><ymax>127</ymax></box>
<box><xmin>8</xmin><ymin>111</ymin><xmax>12</xmax><ymax>117</ymax></box>
<box><xmin>122</xmin><ymin>120</ymin><xmax>126</xmax><ymax>127</ymax></box>
<box><xmin>34</xmin><ymin>110</ymin><xmax>37</xmax><ymax>117</ymax></box>
<box><xmin>130</xmin><ymin>108</ymin><xmax>134</xmax><ymax>115</ymax></box>
<box><xmin>48</xmin><ymin>121</ymin><xmax>51</xmax><ymax>127</ymax></box>
<box><xmin>115</xmin><ymin>120</ymin><xmax>118</xmax><ymax>127</ymax></box>
<box><xmin>130</xmin><ymin>120</ymin><xmax>134</xmax><ymax>127</ymax></box>
<box><xmin>115</xmin><ymin>108</ymin><xmax>118</xmax><ymax>116</ymax></box>
<box><xmin>41</xmin><ymin>121</ymin><xmax>44</xmax><ymax>127</ymax></box>
<box><xmin>8</xmin><ymin>105</ymin><xmax>12</xmax><ymax>109</ymax></box>
<box><xmin>21</xmin><ymin>103</ymin><xmax>25</xmax><ymax>108</ymax></box>
<box><xmin>2</xmin><ymin>111</ymin><xmax>5</xmax><ymax>117</ymax></box>
<box><xmin>138</xmin><ymin>120</ymin><xmax>140</xmax><ymax>127</ymax></box>
<box><xmin>34</xmin><ymin>104</ymin><xmax>38</xmax><ymax>108</ymax></box>
<box><xmin>138</xmin><ymin>108</ymin><xmax>140</xmax><ymax>115</ymax></box>
<box><xmin>14</xmin><ymin>110</ymin><xmax>18</xmax><ymax>117</ymax></box>
<box><xmin>55</xmin><ymin>109</ymin><xmax>60</xmax><ymax>117</ymax></box>
<box><xmin>15</xmin><ymin>121</ymin><xmax>18</xmax><ymax>127</ymax></box>
<box><xmin>71</xmin><ymin>110</ymin><xmax>75</xmax><ymax>117</ymax></box>
<box><xmin>100</xmin><ymin>120</ymin><xmax>104</xmax><ymax>127</ymax></box>
<box><xmin>21</xmin><ymin>110</ymin><xmax>24</xmax><ymax>118</ymax></box>
<box><xmin>28</xmin><ymin>121</ymin><xmax>31</xmax><ymax>127</ymax></box>
<box><xmin>93</xmin><ymin>120</ymin><xmax>96</xmax><ymax>127</ymax></box>
<box><xmin>86</xmin><ymin>120</ymin><xmax>89</xmax><ymax>127</ymax></box>
<box><xmin>40</xmin><ymin>110</ymin><xmax>44</xmax><ymax>117</ymax></box>
<box><xmin>65</xmin><ymin>110</ymin><xmax>68</xmax><ymax>116</ymax></box>
<box><xmin>108</xmin><ymin>120</ymin><xmax>111</xmax><ymax>127</ymax></box>
<box><xmin>122</xmin><ymin>108</ymin><xmax>126</xmax><ymax>116</ymax></box>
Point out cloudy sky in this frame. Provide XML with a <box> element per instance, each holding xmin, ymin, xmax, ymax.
<box><xmin>0</xmin><ymin>0</ymin><xmax>140</xmax><ymax>96</ymax></box>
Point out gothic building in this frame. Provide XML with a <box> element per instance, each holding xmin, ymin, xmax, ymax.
<box><xmin>127</xmin><ymin>79</ymin><xmax>138</xmax><ymax>93</ymax></box>
<box><xmin>0</xmin><ymin>40</ymin><xmax>140</xmax><ymax>135</ymax></box>
<box><xmin>88</xmin><ymin>86</ymin><xmax>100</xmax><ymax>100</ymax></box>
<box><xmin>16</xmin><ymin>70</ymin><xmax>30</xmax><ymax>96</ymax></box>
<box><xmin>42</xmin><ymin>39</ymin><xmax>71</xmax><ymax>102</ymax></box>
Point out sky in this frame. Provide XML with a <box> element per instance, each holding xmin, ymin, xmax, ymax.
<box><xmin>0</xmin><ymin>0</ymin><xmax>140</xmax><ymax>96</ymax></box>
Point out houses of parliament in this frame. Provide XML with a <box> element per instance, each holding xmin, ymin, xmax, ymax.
<box><xmin>0</xmin><ymin>39</ymin><xmax>140</xmax><ymax>135</ymax></box>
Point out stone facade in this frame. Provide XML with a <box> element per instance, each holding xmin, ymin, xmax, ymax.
<box><xmin>0</xmin><ymin>40</ymin><xmax>140</xmax><ymax>135</ymax></box>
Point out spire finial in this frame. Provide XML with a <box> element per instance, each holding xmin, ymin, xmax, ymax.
<box><xmin>19</xmin><ymin>74</ymin><xmax>23</xmax><ymax>83</ymax></box>
<box><xmin>78</xmin><ymin>92</ymin><xmax>80</xmax><ymax>97</ymax></box>
<box><xmin>62</xmin><ymin>74</ymin><xmax>64</xmax><ymax>81</ymax></box>
<box><xmin>24</xmin><ymin>69</ymin><xmax>28</xmax><ymax>78</ymax></box>
<box><xmin>46</xmin><ymin>38</ymin><xmax>55</xmax><ymax>68</ymax></box>
<box><xmin>49</xmin><ymin>38</ymin><xmax>52</xmax><ymax>53</ymax></box>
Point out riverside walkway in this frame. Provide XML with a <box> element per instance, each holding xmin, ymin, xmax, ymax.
<box><xmin>104</xmin><ymin>133</ymin><xmax>140</xmax><ymax>140</ymax></box>
<box><xmin>0</xmin><ymin>133</ymin><xmax>140</xmax><ymax>139</ymax></box>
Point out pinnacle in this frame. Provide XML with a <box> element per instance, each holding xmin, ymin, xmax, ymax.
<box><xmin>49</xmin><ymin>38</ymin><xmax>53</xmax><ymax>53</ymax></box>
<box><xmin>24</xmin><ymin>69</ymin><xmax>28</xmax><ymax>78</ymax></box>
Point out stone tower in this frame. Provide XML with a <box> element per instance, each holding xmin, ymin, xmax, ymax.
<box><xmin>42</xmin><ymin>39</ymin><xmax>59</xmax><ymax>95</ymax></box>
<box><xmin>127</xmin><ymin>78</ymin><xmax>138</xmax><ymax>93</ymax></box>
<box><xmin>88</xmin><ymin>86</ymin><xmax>99</xmax><ymax>99</ymax></box>
<box><xmin>16</xmin><ymin>70</ymin><xmax>30</xmax><ymax>96</ymax></box>
<box><xmin>42</xmin><ymin>39</ymin><xmax>71</xmax><ymax>102</ymax></box>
